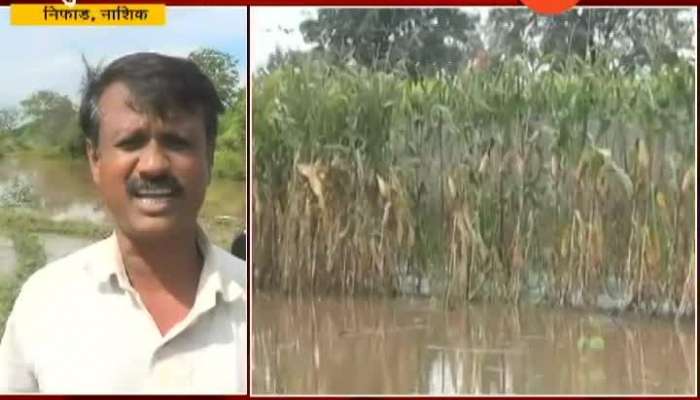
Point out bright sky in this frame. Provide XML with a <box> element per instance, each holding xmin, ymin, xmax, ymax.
<box><xmin>251</xmin><ymin>7</ymin><xmax>695</xmax><ymax>73</ymax></box>
<box><xmin>251</xmin><ymin>7</ymin><xmax>316</xmax><ymax>71</ymax></box>
<box><xmin>251</xmin><ymin>7</ymin><xmax>492</xmax><ymax>72</ymax></box>
<box><xmin>0</xmin><ymin>6</ymin><xmax>247</xmax><ymax>109</ymax></box>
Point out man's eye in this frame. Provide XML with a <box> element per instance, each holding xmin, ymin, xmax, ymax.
<box><xmin>164</xmin><ymin>136</ymin><xmax>190</xmax><ymax>150</ymax></box>
<box><xmin>116</xmin><ymin>135</ymin><xmax>146</xmax><ymax>150</ymax></box>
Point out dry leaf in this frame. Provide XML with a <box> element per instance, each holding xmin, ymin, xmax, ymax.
<box><xmin>636</xmin><ymin>139</ymin><xmax>649</xmax><ymax>171</ymax></box>
<box><xmin>297</xmin><ymin>163</ymin><xmax>325</xmax><ymax>210</ymax></box>
<box><xmin>681</xmin><ymin>167</ymin><xmax>694</xmax><ymax>194</ymax></box>
<box><xmin>376</xmin><ymin>174</ymin><xmax>390</xmax><ymax>200</ymax></box>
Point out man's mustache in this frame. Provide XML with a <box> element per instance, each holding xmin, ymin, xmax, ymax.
<box><xmin>126</xmin><ymin>176</ymin><xmax>184</xmax><ymax>196</ymax></box>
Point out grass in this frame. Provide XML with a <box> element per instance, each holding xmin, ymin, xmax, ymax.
<box><xmin>213</xmin><ymin>148</ymin><xmax>246</xmax><ymax>180</ymax></box>
<box><xmin>0</xmin><ymin>208</ymin><xmax>111</xmax><ymax>239</ymax></box>
<box><xmin>0</xmin><ymin>206</ymin><xmax>241</xmax><ymax>250</ymax></box>
<box><xmin>0</xmin><ymin>207</ymin><xmax>107</xmax><ymax>336</ymax></box>
<box><xmin>0</xmin><ymin>232</ymin><xmax>47</xmax><ymax>336</ymax></box>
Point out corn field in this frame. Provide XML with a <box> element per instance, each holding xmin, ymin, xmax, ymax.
<box><xmin>253</xmin><ymin>56</ymin><xmax>695</xmax><ymax>316</ymax></box>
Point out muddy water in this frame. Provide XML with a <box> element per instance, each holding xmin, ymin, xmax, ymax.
<box><xmin>37</xmin><ymin>233</ymin><xmax>95</xmax><ymax>263</ymax></box>
<box><xmin>253</xmin><ymin>294</ymin><xmax>696</xmax><ymax>395</ymax></box>
<box><xmin>0</xmin><ymin>154</ymin><xmax>246</xmax><ymax>223</ymax></box>
<box><xmin>0</xmin><ymin>155</ymin><xmax>245</xmax><ymax>276</ymax></box>
<box><xmin>0</xmin><ymin>233</ymin><xmax>101</xmax><ymax>277</ymax></box>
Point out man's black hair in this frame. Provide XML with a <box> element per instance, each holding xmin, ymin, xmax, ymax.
<box><xmin>79</xmin><ymin>52</ymin><xmax>223</xmax><ymax>149</ymax></box>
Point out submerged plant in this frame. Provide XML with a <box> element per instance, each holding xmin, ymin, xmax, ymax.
<box><xmin>0</xmin><ymin>175</ymin><xmax>39</xmax><ymax>208</ymax></box>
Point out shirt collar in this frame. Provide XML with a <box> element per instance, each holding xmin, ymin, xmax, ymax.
<box><xmin>87</xmin><ymin>227</ymin><xmax>245</xmax><ymax>304</ymax></box>
<box><xmin>194</xmin><ymin>226</ymin><xmax>246</xmax><ymax>305</ymax></box>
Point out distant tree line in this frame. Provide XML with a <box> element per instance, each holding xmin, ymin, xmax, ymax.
<box><xmin>0</xmin><ymin>48</ymin><xmax>245</xmax><ymax>180</ymax></box>
<box><xmin>259</xmin><ymin>8</ymin><xmax>694</xmax><ymax>77</ymax></box>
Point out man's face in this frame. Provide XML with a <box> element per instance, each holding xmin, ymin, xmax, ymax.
<box><xmin>87</xmin><ymin>81</ymin><xmax>211</xmax><ymax>240</ymax></box>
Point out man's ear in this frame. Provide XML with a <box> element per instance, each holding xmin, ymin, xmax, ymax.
<box><xmin>86</xmin><ymin>139</ymin><xmax>101</xmax><ymax>185</ymax></box>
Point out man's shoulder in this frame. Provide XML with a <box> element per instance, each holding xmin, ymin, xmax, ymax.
<box><xmin>21</xmin><ymin>236</ymin><xmax>109</xmax><ymax>294</ymax></box>
<box><xmin>210</xmin><ymin>244</ymin><xmax>247</xmax><ymax>294</ymax></box>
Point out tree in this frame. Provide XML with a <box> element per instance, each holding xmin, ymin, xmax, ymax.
<box><xmin>188</xmin><ymin>48</ymin><xmax>240</xmax><ymax>108</ymax></box>
<box><xmin>213</xmin><ymin>87</ymin><xmax>246</xmax><ymax>180</ymax></box>
<box><xmin>300</xmin><ymin>9</ymin><xmax>483</xmax><ymax>76</ymax></box>
<box><xmin>20</xmin><ymin>91</ymin><xmax>73</xmax><ymax>122</ymax></box>
<box><xmin>486</xmin><ymin>8</ymin><xmax>695</xmax><ymax>73</ymax></box>
<box><xmin>260</xmin><ymin>47</ymin><xmax>315</xmax><ymax>75</ymax></box>
<box><xmin>19</xmin><ymin>90</ymin><xmax>79</xmax><ymax>151</ymax></box>
<box><xmin>0</xmin><ymin>107</ymin><xmax>20</xmax><ymax>134</ymax></box>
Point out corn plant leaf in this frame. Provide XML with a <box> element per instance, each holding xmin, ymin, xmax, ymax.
<box><xmin>297</xmin><ymin>163</ymin><xmax>326</xmax><ymax>210</ymax></box>
<box><xmin>607</xmin><ymin>162</ymin><xmax>634</xmax><ymax>199</ymax></box>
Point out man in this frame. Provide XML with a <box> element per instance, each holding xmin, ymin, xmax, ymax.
<box><xmin>0</xmin><ymin>53</ymin><xmax>246</xmax><ymax>393</ymax></box>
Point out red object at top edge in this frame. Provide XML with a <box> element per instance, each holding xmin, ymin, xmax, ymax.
<box><xmin>0</xmin><ymin>0</ymin><xmax>698</xmax><ymax>5</ymax></box>
<box><xmin>522</xmin><ymin>0</ymin><xmax>579</xmax><ymax>14</ymax></box>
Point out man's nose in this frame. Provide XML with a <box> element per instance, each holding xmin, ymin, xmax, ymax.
<box><xmin>138</xmin><ymin>141</ymin><xmax>171</xmax><ymax>177</ymax></box>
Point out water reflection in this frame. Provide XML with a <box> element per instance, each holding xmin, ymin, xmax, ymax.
<box><xmin>0</xmin><ymin>155</ymin><xmax>245</xmax><ymax>221</ymax></box>
<box><xmin>0</xmin><ymin>233</ymin><xmax>97</xmax><ymax>277</ymax></box>
<box><xmin>253</xmin><ymin>294</ymin><xmax>696</xmax><ymax>395</ymax></box>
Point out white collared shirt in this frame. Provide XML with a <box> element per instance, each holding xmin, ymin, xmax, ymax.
<box><xmin>0</xmin><ymin>230</ymin><xmax>247</xmax><ymax>394</ymax></box>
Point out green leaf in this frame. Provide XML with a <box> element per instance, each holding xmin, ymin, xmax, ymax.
<box><xmin>607</xmin><ymin>163</ymin><xmax>634</xmax><ymax>198</ymax></box>
<box><xmin>577</xmin><ymin>336</ymin><xmax>587</xmax><ymax>350</ymax></box>
<box><xmin>588</xmin><ymin>336</ymin><xmax>605</xmax><ymax>351</ymax></box>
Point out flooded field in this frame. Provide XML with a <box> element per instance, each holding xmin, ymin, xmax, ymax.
<box><xmin>0</xmin><ymin>233</ymin><xmax>101</xmax><ymax>278</ymax></box>
<box><xmin>37</xmin><ymin>233</ymin><xmax>94</xmax><ymax>263</ymax></box>
<box><xmin>0</xmin><ymin>154</ymin><xmax>246</xmax><ymax>277</ymax></box>
<box><xmin>253</xmin><ymin>293</ymin><xmax>696</xmax><ymax>395</ymax></box>
<box><xmin>0</xmin><ymin>154</ymin><xmax>246</xmax><ymax>225</ymax></box>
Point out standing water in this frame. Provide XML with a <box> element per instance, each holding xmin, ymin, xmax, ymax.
<box><xmin>0</xmin><ymin>154</ymin><xmax>245</xmax><ymax>223</ymax></box>
<box><xmin>253</xmin><ymin>293</ymin><xmax>696</xmax><ymax>395</ymax></box>
<box><xmin>0</xmin><ymin>154</ymin><xmax>246</xmax><ymax>276</ymax></box>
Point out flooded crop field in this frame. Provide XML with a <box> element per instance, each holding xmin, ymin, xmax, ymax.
<box><xmin>253</xmin><ymin>293</ymin><xmax>696</xmax><ymax>395</ymax></box>
<box><xmin>0</xmin><ymin>154</ymin><xmax>246</xmax><ymax>334</ymax></box>
<box><xmin>0</xmin><ymin>155</ymin><xmax>245</xmax><ymax>227</ymax></box>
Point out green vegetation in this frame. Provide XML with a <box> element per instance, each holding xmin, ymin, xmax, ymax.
<box><xmin>188</xmin><ymin>48</ymin><xmax>247</xmax><ymax>181</ymax></box>
<box><xmin>291</xmin><ymin>9</ymin><xmax>693</xmax><ymax>77</ymax></box>
<box><xmin>0</xmin><ymin>177</ymin><xmax>107</xmax><ymax>238</ymax></box>
<box><xmin>0</xmin><ymin>176</ymin><xmax>39</xmax><ymax>208</ymax></box>
<box><xmin>189</xmin><ymin>48</ymin><xmax>241</xmax><ymax>108</ymax></box>
<box><xmin>0</xmin><ymin>206</ymin><xmax>236</xmax><ymax>254</ymax></box>
<box><xmin>0</xmin><ymin>208</ymin><xmax>110</xmax><ymax>239</ymax></box>
<box><xmin>299</xmin><ymin>9</ymin><xmax>482</xmax><ymax>76</ymax></box>
<box><xmin>0</xmin><ymin>48</ymin><xmax>246</xmax><ymax>181</ymax></box>
<box><xmin>254</xmin><ymin>9</ymin><xmax>695</xmax><ymax>317</ymax></box>
<box><xmin>0</xmin><ymin>233</ymin><xmax>47</xmax><ymax>336</ymax></box>
<box><xmin>213</xmin><ymin>88</ymin><xmax>246</xmax><ymax>180</ymax></box>
<box><xmin>0</xmin><ymin>196</ymin><xmax>109</xmax><ymax>335</ymax></box>
<box><xmin>0</xmin><ymin>49</ymin><xmax>246</xmax><ymax>337</ymax></box>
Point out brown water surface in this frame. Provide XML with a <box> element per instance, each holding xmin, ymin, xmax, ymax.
<box><xmin>0</xmin><ymin>155</ymin><xmax>245</xmax><ymax>275</ymax></box>
<box><xmin>0</xmin><ymin>154</ymin><xmax>245</xmax><ymax>225</ymax></box>
<box><xmin>253</xmin><ymin>293</ymin><xmax>696</xmax><ymax>395</ymax></box>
